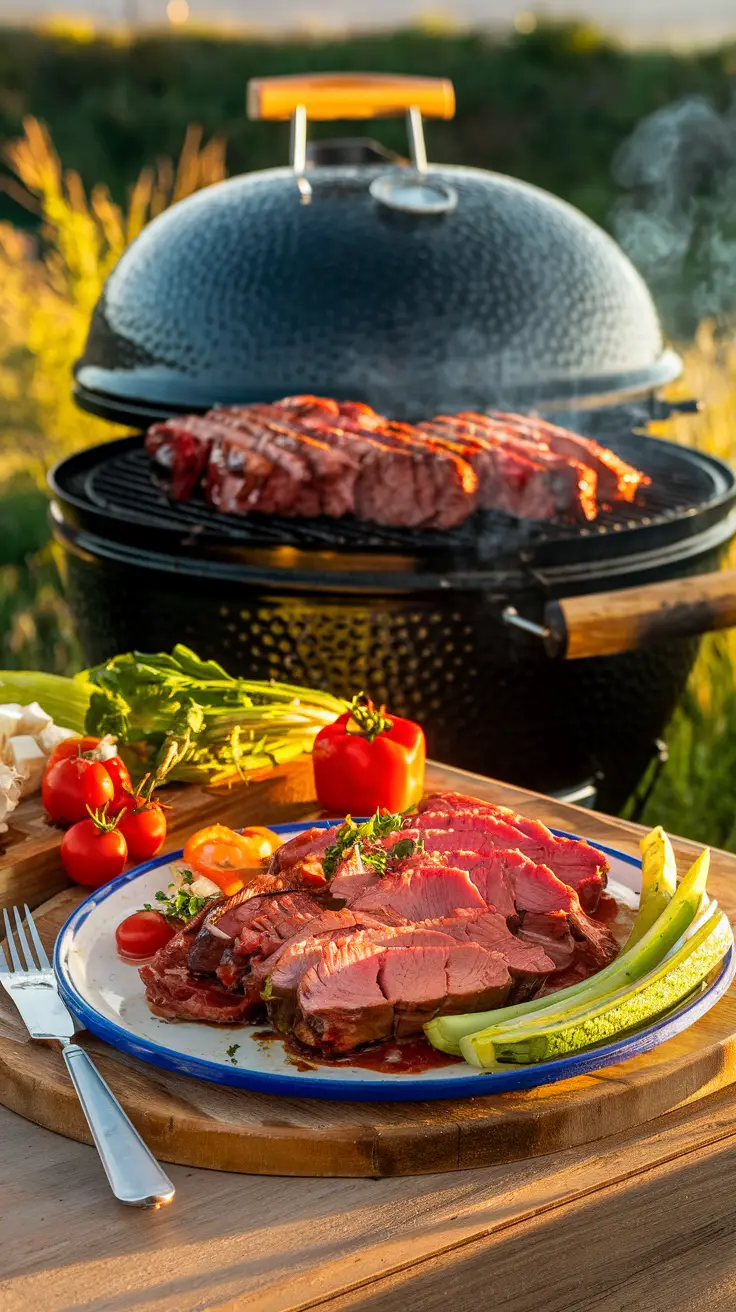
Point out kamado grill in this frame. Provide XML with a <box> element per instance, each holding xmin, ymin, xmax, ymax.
<box><xmin>51</xmin><ymin>73</ymin><xmax>736</xmax><ymax>812</ymax></box>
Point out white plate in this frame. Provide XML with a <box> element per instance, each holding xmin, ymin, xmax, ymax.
<box><xmin>54</xmin><ymin>823</ymin><xmax>734</xmax><ymax>1102</ymax></box>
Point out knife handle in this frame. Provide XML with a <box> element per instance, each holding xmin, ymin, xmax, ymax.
<box><xmin>62</xmin><ymin>1043</ymin><xmax>175</xmax><ymax>1208</ymax></box>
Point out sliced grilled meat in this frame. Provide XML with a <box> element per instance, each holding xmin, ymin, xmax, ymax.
<box><xmin>484</xmin><ymin>411</ymin><xmax>650</xmax><ymax>503</ymax></box>
<box><xmin>294</xmin><ymin>933</ymin><xmax>391</xmax><ymax>1051</ymax></box>
<box><xmin>420</xmin><ymin>415</ymin><xmax>598</xmax><ymax>521</ymax></box>
<box><xmin>350</xmin><ymin>862</ymin><xmax>488</xmax><ymax>922</ymax></box>
<box><xmin>216</xmin><ymin>410</ymin><xmax>359</xmax><ymax>517</ymax></box>
<box><xmin>293</xmin><ymin>933</ymin><xmax>514</xmax><ymax>1052</ymax></box>
<box><xmin>146</xmin><ymin>395</ymin><xmax>649</xmax><ymax>529</ymax></box>
<box><xmin>145</xmin><ymin>415</ymin><xmax>222</xmax><ymax>500</ymax></box>
<box><xmin>264</xmin><ymin>924</ymin><xmax>457</xmax><ymax>1033</ymax></box>
<box><xmin>188</xmin><ymin>886</ymin><xmax>325</xmax><ymax>976</ymax></box>
<box><xmin>417</xmin><ymin>791</ymin><xmax>608</xmax><ymax>910</ymax></box>
<box><xmin>140</xmin><ymin>906</ymin><xmax>257</xmax><ymax>1023</ymax></box>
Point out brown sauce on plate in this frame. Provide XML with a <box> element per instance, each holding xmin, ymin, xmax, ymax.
<box><xmin>542</xmin><ymin>891</ymin><xmax>637</xmax><ymax>994</ymax></box>
<box><xmin>320</xmin><ymin>1036</ymin><xmax>463</xmax><ymax>1074</ymax></box>
<box><xmin>253</xmin><ymin>1028</ymin><xmax>461</xmax><ymax>1074</ymax></box>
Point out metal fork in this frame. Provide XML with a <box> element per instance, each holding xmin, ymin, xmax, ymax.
<box><xmin>1</xmin><ymin>904</ymin><xmax>175</xmax><ymax>1208</ymax></box>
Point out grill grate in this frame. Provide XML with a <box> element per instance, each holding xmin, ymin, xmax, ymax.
<box><xmin>80</xmin><ymin>437</ymin><xmax>728</xmax><ymax>557</ymax></box>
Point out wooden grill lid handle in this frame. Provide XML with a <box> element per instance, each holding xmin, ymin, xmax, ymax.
<box><xmin>247</xmin><ymin>73</ymin><xmax>456</xmax><ymax>122</ymax></box>
<box><xmin>543</xmin><ymin>569</ymin><xmax>736</xmax><ymax>660</ymax></box>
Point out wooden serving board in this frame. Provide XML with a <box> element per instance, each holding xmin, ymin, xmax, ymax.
<box><xmin>1</xmin><ymin>888</ymin><xmax>736</xmax><ymax>1177</ymax></box>
<box><xmin>3</xmin><ymin>761</ymin><xmax>736</xmax><ymax>1179</ymax></box>
<box><xmin>0</xmin><ymin>754</ymin><xmax>317</xmax><ymax>912</ymax></box>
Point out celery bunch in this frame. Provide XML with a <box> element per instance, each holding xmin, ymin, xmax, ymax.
<box><xmin>83</xmin><ymin>645</ymin><xmax>344</xmax><ymax>785</ymax></box>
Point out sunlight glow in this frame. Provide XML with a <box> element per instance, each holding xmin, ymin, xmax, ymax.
<box><xmin>166</xmin><ymin>0</ymin><xmax>190</xmax><ymax>24</ymax></box>
<box><xmin>514</xmin><ymin>11</ymin><xmax>538</xmax><ymax>34</ymax></box>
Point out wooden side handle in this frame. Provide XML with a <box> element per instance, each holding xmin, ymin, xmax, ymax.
<box><xmin>544</xmin><ymin>569</ymin><xmax>736</xmax><ymax>660</ymax></box>
<box><xmin>247</xmin><ymin>73</ymin><xmax>455</xmax><ymax>122</ymax></box>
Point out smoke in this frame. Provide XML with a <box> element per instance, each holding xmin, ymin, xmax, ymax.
<box><xmin>611</xmin><ymin>93</ymin><xmax>736</xmax><ymax>336</ymax></box>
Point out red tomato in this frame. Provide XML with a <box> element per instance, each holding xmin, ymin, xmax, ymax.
<box><xmin>82</xmin><ymin>761</ymin><xmax>115</xmax><ymax>812</ymax></box>
<box><xmin>60</xmin><ymin>817</ymin><xmax>128</xmax><ymax>887</ymax></box>
<box><xmin>118</xmin><ymin>802</ymin><xmax>168</xmax><ymax>862</ymax></box>
<box><xmin>42</xmin><ymin>757</ymin><xmax>95</xmax><ymax>825</ymax></box>
<box><xmin>42</xmin><ymin>755</ymin><xmax>118</xmax><ymax>825</ymax></box>
<box><xmin>115</xmin><ymin>910</ymin><xmax>174</xmax><ymax>960</ymax></box>
<box><xmin>104</xmin><ymin>756</ymin><xmax>133</xmax><ymax>812</ymax></box>
<box><xmin>313</xmin><ymin>694</ymin><xmax>425</xmax><ymax>815</ymax></box>
<box><xmin>182</xmin><ymin>824</ymin><xmax>280</xmax><ymax>895</ymax></box>
<box><xmin>46</xmin><ymin>736</ymin><xmax>102</xmax><ymax>771</ymax></box>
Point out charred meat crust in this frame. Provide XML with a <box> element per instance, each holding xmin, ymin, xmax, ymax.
<box><xmin>145</xmin><ymin>396</ymin><xmax>648</xmax><ymax>529</ymax></box>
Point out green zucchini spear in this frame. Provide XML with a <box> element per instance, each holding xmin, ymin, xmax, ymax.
<box><xmin>425</xmin><ymin>845</ymin><xmax>712</xmax><ymax>1056</ymax></box>
<box><xmin>461</xmin><ymin>908</ymin><xmax>731</xmax><ymax>1069</ymax></box>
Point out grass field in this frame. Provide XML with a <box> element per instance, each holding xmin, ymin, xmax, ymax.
<box><xmin>1</xmin><ymin>53</ymin><xmax>736</xmax><ymax>848</ymax></box>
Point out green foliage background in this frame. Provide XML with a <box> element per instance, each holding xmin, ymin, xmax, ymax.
<box><xmin>2</xmin><ymin>22</ymin><xmax>736</xmax><ymax>230</ymax></box>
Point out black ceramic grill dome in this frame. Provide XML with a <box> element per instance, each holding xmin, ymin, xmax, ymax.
<box><xmin>75</xmin><ymin>163</ymin><xmax>680</xmax><ymax>422</ymax></box>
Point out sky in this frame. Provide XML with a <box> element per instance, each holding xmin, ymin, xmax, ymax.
<box><xmin>1</xmin><ymin>0</ymin><xmax>735</xmax><ymax>43</ymax></box>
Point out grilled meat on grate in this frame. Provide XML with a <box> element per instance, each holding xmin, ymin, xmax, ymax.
<box><xmin>146</xmin><ymin>396</ymin><xmax>648</xmax><ymax>530</ymax></box>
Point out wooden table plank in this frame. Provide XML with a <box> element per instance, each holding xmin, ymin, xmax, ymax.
<box><xmin>3</xmin><ymin>760</ymin><xmax>736</xmax><ymax>1312</ymax></box>
<box><xmin>321</xmin><ymin>1133</ymin><xmax>736</xmax><ymax>1312</ymax></box>
<box><xmin>5</xmin><ymin>1080</ymin><xmax>736</xmax><ymax>1312</ymax></box>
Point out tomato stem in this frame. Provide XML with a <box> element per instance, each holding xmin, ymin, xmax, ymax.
<box><xmin>86</xmin><ymin>802</ymin><xmax>123</xmax><ymax>833</ymax></box>
<box><xmin>129</xmin><ymin>771</ymin><xmax>170</xmax><ymax>813</ymax></box>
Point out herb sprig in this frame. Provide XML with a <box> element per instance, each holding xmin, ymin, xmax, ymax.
<box><xmin>322</xmin><ymin>810</ymin><xmax>423</xmax><ymax>880</ymax></box>
<box><xmin>143</xmin><ymin>870</ymin><xmax>217</xmax><ymax>922</ymax></box>
<box><xmin>386</xmin><ymin>836</ymin><xmax>423</xmax><ymax>864</ymax></box>
<box><xmin>345</xmin><ymin>692</ymin><xmax>393</xmax><ymax>743</ymax></box>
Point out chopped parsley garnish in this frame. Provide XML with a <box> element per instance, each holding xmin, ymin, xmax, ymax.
<box><xmin>143</xmin><ymin>869</ymin><xmax>217</xmax><ymax>922</ymax></box>
<box><xmin>387</xmin><ymin>836</ymin><xmax>423</xmax><ymax>864</ymax></box>
<box><xmin>362</xmin><ymin>848</ymin><xmax>388</xmax><ymax>876</ymax></box>
<box><xmin>226</xmin><ymin>1043</ymin><xmax>240</xmax><ymax>1066</ymax></box>
<box><xmin>322</xmin><ymin>810</ymin><xmax>423</xmax><ymax>880</ymax></box>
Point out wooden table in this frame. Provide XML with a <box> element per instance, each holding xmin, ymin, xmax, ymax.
<box><xmin>3</xmin><ymin>761</ymin><xmax>736</xmax><ymax>1312</ymax></box>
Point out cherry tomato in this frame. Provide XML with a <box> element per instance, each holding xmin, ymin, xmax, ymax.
<box><xmin>239</xmin><ymin>827</ymin><xmax>283</xmax><ymax>862</ymax></box>
<box><xmin>46</xmin><ymin>736</ymin><xmax>102</xmax><ymax>771</ymax></box>
<box><xmin>115</xmin><ymin>910</ymin><xmax>174</xmax><ymax>960</ymax></box>
<box><xmin>60</xmin><ymin>817</ymin><xmax>128</xmax><ymax>887</ymax></box>
<box><xmin>118</xmin><ymin>802</ymin><xmax>168</xmax><ymax>862</ymax></box>
<box><xmin>182</xmin><ymin>824</ymin><xmax>280</xmax><ymax>895</ymax></box>
<box><xmin>104</xmin><ymin>756</ymin><xmax>133</xmax><ymax>812</ymax></box>
<box><xmin>82</xmin><ymin>761</ymin><xmax>115</xmax><ymax>812</ymax></box>
<box><xmin>45</xmin><ymin>757</ymin><xmax>118</xmax><ymax>824</ymax></box>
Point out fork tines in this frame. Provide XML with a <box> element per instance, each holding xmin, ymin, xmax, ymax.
<box><xmin>0</xmin><ymin>904</ymin><xmax>51</xmax><ymax>974</ymax></box>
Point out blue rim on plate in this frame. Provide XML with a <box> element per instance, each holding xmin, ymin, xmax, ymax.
<box><xmin>53</xmin><ymin>823</ymin><xmax>735</xmax><ymax>1103</ymax></box>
